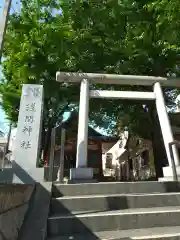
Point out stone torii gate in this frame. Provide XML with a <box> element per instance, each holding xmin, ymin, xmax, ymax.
<box><xmin>56</xmin><ymin>72</ymin><xmax>180</xmax><ymax>182</ymax></box>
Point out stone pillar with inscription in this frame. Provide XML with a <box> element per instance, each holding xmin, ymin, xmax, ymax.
<box><xmin>12</xmin><ymin>84</ymin><xmax>44</xmax><ymax>184</ymax></box>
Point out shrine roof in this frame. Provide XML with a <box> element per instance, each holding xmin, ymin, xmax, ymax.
<box><xmin>58</xmin><ymin>111</ymin><xmax>117</xmax><ymax>141</ymax></box>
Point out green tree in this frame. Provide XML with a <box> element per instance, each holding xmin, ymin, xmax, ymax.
<box><xmin>1</xmin><ymin>0</ymin><xmax>80</xmax><ymax>158</ymax></box>
<box><xmin>1</xmin><ymin>0</ymin><xmax>180</xmax><ymax>176</ymax></box>
<box><xmin>59</xmin><ymin>0</ymin><xmax>179</xmax><ymax>134</ymax></box>
<box><xmin>57</xmin><ymin>0</ymin><xmax>180</xmax><ymax>178</ymax></box>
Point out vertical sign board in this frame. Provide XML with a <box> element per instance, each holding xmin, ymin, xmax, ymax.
<box><xmin>14</xmin><ymin>84</ymin><xmax>43</xmax><ymax>169</ymax></box>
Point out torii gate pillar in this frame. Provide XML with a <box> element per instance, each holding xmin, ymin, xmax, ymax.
<box><xmin>69</xmin><ymin>79</ymin><xmax>93</xmax><ymax>181</ymax></box>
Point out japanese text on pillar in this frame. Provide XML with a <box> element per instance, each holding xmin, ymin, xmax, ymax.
<box><xmin>20</xmin><ymin>86</ymin><xmax>40</xmax><ymax>150</ymax></box>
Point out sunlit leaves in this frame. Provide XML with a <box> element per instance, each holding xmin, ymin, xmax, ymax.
<box><xmin>1</xmin><ymin>0</ymin><xmax>180</xmax><ymax>138</ymax></box>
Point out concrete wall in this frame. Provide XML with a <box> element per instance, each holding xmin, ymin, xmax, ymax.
<box><xmin>18</xmin><ymin>182</ymin><xmax>52</xmax><ymax>240</ymax></box>
<box><xmin>0</xmin><ymin>184</ymin><xmax>34</xmax><ymax>240</ymax></box>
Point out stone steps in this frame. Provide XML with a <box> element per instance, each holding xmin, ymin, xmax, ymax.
<box><xmin>50</xmin><ymin>192</ymin><xmax>180</xmax><ymax>214</ymax></box>
<box><xmin>47</xmin><ymin>206</ymin><xmax>180</xmax><ymax>235</ymax></box>
<box><xmin>52</xmin><ymin>182</ymin><xmax>180</xmax><ymax>197</ymax></box>
<box><xmin>47</xmin><ymin>226</ymin><xmax>180</xmax><ymax>239</ymax></box>
<box><xmin>47</xmin><ymin>182</ymin><xmax>180</xmax><ymax>239</ymax></box>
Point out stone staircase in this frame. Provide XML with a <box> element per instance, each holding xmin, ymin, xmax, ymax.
<box><xmin>46</xmin><ymin>181</ymin><xmax>180</xmax><ymax>239</ymax></box>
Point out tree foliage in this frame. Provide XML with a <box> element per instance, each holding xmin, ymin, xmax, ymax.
<box><xmin>1</xmin><ymin>0</ymin><xmax>180</xmax><ymax>142</ymax></box>
<box><xmin>60</xmin><ymin>0</ymin><xmax>180</xmax><ymax>138</ymax></box>
<box><xmin>1</xmin><ymin>0</ymin><xmax>78</xmax><ymax>123</ymax></box>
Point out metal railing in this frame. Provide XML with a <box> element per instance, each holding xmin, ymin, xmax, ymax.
<box><xmin>169</xmin><ymin>140</ymin><xmax>180</xmax><ymax>181</ymax></box>
<box><xmin>48</xmin><ymin>127</ymin><xmax>56</xmax><ymax>182</ymax></box>
<box><xmin>57</xmin><ymin>128</ymin><xmax>65</xmax><ymax>183</ymax></box>
<box><xmin>48</xmin><ymin>127</ymin><xmax>66</xmax><ymax>182</ymax></box>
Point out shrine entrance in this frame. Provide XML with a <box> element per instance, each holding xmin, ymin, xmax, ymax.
<box><xmin>56</xmin><ymin>72</ymin><xmax>180</xmax><ymax>182</ymax></box>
